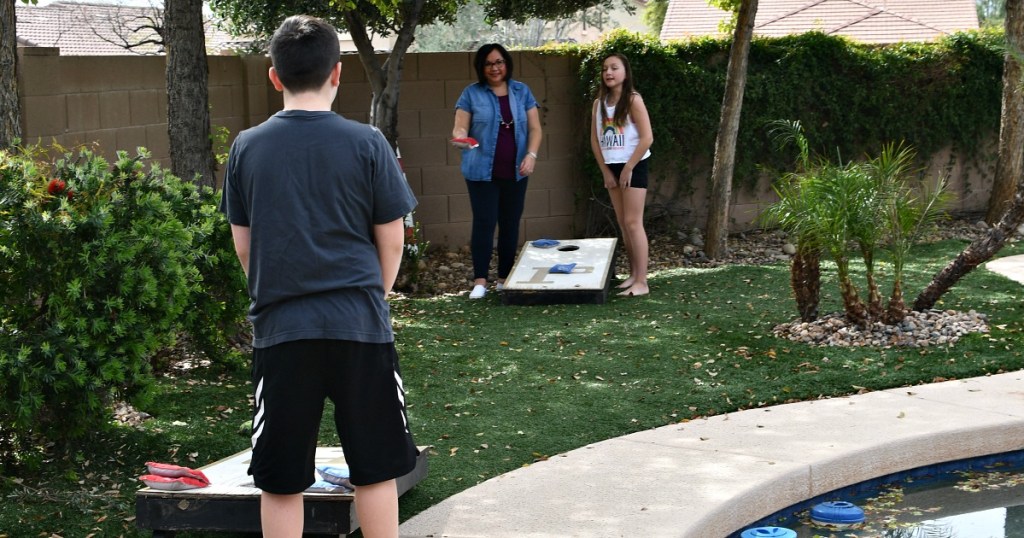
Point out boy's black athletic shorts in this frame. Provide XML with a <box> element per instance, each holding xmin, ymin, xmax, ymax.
<box><xmin>248</xmin><ymin>338</ymin><xmax>419</xmax><ymax>494</ymax></box>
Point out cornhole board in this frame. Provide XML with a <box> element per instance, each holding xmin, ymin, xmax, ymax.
<box><xmin>501</xmin><ymin>237</ymin><xmax>618</xmax><ymax>305</ymax></box>
<box><xmin>135</xmin><ymin>446</ymin><xmax>429</xmax><ymax>537</ymax></box>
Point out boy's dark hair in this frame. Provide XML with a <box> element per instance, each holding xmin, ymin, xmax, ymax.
<box><xmin>269</xmin><ymin>15</ymin><xmax>340</xmax><ymax>94</ymax></box>
<box><xmin>473</xmin><ymin>43</ymin><xmax>514</xmax><ymax>85</ymax></box>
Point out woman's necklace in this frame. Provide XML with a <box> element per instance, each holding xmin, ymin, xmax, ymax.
<box><xmin>499</xmin><ymin>93</ymin><xmax>514</xmax><ymax>129</ymax></box>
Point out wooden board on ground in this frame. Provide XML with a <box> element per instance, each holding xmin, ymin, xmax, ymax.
<box><xmin>501</xmin><ymin>238</ymin><xmax>618</xmax><ymax>305</ymax></box>
<box><xmin>135</xmin><ymin>446</ymin><xmax>429</xmax><ymax>537</ymax></box>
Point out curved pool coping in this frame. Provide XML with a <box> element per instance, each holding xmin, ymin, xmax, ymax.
<box><xmin>399</xmin><ymin>370</ymin><xmax>1024</xmax><ymax>538</ymax></box>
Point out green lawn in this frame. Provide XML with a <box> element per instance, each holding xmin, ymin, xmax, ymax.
<box><xmin>2</xmin><ymin>238</ymin><xmax>1022</xmax><ymax>537</ymax></box>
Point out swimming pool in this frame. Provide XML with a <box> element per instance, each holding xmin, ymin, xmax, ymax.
<box><xmin>735</xmin><ymin>449</ymin><xmax>1024</xmax><ymax>537</ymax></box>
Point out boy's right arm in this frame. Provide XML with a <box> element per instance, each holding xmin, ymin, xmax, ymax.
<box><xmin>374</xmin><ymin>218</ymin><xmax>405</xmax><ymax>296</ymax></box>
<box><xmin>230</xmin><ymin>224</ymin><xmax>251</xmax><ymax>278</ymax></box>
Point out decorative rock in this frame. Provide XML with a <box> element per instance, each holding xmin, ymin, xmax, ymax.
<box><xmin>774</xmin><ymin>310</ymin><xmax>989</xmax><ymax>348</ymax></box>
<box><xmin>782</xmin><ymin>243</ymin><xmax>797</xmax><ymax>255</ymax></box>
<box><xmin>690</xmin><ymin>227</ymin><xmax>705</xmax><ymax>247</ymax></box>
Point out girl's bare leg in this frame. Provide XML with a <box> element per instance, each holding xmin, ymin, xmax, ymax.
<box><xmin>616</xmin><ymin>187</ymin><xmax>648</xmax><ymax>297</ymax></box>
<box><xmin>607</xmin><ymin>187</ymin><xmax>635</xmax><ymax>288</ymax></box>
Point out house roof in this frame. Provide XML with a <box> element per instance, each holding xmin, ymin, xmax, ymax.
<box><xmin>15</xmin><ymin>1</ymin><xmax>246</xmax><ymax>55</ymax></box>
<box><xmin>660</xmin><ymin>0</ymin><xmax>980</xmax><ymax>44</ymax></box>
<box><xmin>17</xmin><ymin>2</ymin><xmax>166</xmax><ymax>55</ymax></box>
<box><xmin>16</xmin><ymin>1</ymin><xmax>393</xmax><ymax>55</ymax></box>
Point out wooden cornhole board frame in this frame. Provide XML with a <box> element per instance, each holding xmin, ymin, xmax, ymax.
<box><xmin>501</xmin><ymin>237</ymin><xmax>618</xmax><ymax>305</ymax></box>
<box><xmin>135</xmin><ymin>446</ymin><xmax>429</xmax><ymax>537</ymax></box>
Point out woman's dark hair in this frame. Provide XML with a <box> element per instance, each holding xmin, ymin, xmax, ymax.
<box><xmin>597</xmin><ymin>52</ymin><xmax>637</xmax><ymax>128</ymax></box>
<box><xmin>269</xmin><ymin>15</ymin><xmax>340</xmax><ymax>93</ymax></box>
<box><xmin>473</xmin><ymin>43</ymin><xmax>514</xmax><ymax>85</ymax></box>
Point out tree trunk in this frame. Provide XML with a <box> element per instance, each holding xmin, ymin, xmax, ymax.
<box><xmin>164</xmin><ymin>0</ymin><xmax>215</xmax><ymax>187</ymax></box>
<box><xmin>344</xmin><ymin>0</ymin><xmax>424</xmax><ymax>150</ymax></box>
<box><xmin>836</xmin><ymin>261</ymin><xmax>868</xmax><ymax>326</ymax></box>
<box><xmin>0</xmin><ymin>0</ymin><xmax>21</xmax><ymax>148</ymax></box>
<box><xmin>791</xmin><ymin>247</ymin><xmax>820</xmax><ymax>322</ymax></box>
<box><xmin>704</xmin><ymin>0</ymin><xmax>758</xmax><ymax>259</ymax></box>
<box><xmin>912</xmin><ymin>194</ymin><xmax>1024</xmax><ymax>311</ymax></box>
<box><xmin>913</xmin><ymin>0</ymin><xmax>1024</xmax><ymax>311</ymax></box>
<box><xmin>861</xmin><ymin>250</ymin><xmax>883</xmax><ymax>321</ymax></box>
<box><xmin>884</xmin><ymin>279</ymin><xmax>906</xmax><ymax>324</ymax></box>
<box><xmin>985</xmin><ymin>0</ymin><xmax>1024</xmax><ymax>223</ymax></box>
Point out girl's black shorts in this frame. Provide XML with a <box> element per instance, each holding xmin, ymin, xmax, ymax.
<box><xmin>606</xmin><ymin>157</ymin><xmax>649</xmax><ymax>189</ymax></box>
<box><xmin>248</xmin><ymin>338</ymin><xmax>419</xmax><ymax>494</ymax></box>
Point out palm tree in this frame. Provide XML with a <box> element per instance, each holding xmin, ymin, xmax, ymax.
<box><xmin>762</xmin><ymin>123</ymin><xmax>947</xmax><ymax>327</ymax></box>
<box><xmin>809</xmin><ymin>163</ymin><xmax>870</xmax><ymax>326</ymax></box>
<box><xmin>872</xmin><ymin>144</ymin><xmax>950</xmax><ymax>322</ymax></box>
<box><xmin>760</xmin><ymin>120</ymin><xmax>822</xmax><ymax>322</ymax></box>
<box><xmin>846</xmin><ymin>158</ymin><xmax>888</xmax><ymax>322</ymax></box>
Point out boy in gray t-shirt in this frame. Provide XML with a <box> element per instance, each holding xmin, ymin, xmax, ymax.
<box><xmin>219</xmin><ymin>14</ymin><xmax>418</xmax><ymax>538</ymax></box>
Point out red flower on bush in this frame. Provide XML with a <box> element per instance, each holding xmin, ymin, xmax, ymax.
<box><xmin>404</xmin><ymin>226</ymin><xmax>416</xmax><ymax>243</ymax></box>
<box><xmin>48</xmin><ymin>178</ymin><xmax>66</xmax><ymax>195</ymax></box>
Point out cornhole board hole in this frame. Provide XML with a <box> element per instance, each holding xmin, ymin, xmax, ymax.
<box><xmin>136</xmin><ymin>446</ymin><xmax>429</xmax><ymax>537</ymax></box>
<box><xmin>501</xmin><ymin>237</ymin><xmax>618</xmax><ymax>305</ymax></box>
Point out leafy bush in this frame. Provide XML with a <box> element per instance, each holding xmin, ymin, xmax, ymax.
<box><xmin>162</xmin><ymin>179</ymin><xmax>249</xmax><ymax>371</ymax></box>
<box><xmin>0</xmin><ymin>145</ymin><xmax>246</xmax><ymax>453</ymax></box>
<box><xmin>396</xmin><ymin>213</ymin><xmax>430</xmax><ymax>294</ymax></box>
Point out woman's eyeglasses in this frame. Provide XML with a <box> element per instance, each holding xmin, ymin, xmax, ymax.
<box><xmin>484</xmin><ymin>59</ymin><xmax>506</xmax><ymax>69</ymax></box>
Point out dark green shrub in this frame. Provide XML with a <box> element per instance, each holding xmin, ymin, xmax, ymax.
<box><xmin>0</xmin><ymin>145</ymin><xmax>245</xmax><ymax>452</ymax></box>
<box><xmin>163</xmin><ymin>181</ymin><xmax>249</xmax><ymax>371</ymax></box>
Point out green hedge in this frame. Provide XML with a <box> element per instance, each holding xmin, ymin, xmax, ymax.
<box><xmin>564</xmin><ymin>28</ymin><xmax>1004</xmax><ymax>192</ymax></box>
<box><xmin>0</xmin><ymin>146</ymin><xmax>247</xmax><ymax>453</ymax></box>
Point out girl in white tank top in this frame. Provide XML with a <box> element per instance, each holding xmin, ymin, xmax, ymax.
<box><xmin>588</xmin><ymin>52</ymin><xmax>653</xmax><ymax>298</ymax></box>
<box><xmin>596</xmin><ymin>101</ymin><xmax>652</xmax><ymax>164</ymax></box>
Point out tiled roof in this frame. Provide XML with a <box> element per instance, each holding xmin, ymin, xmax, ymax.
<box><xmin>16</xmin><ymin>2</ymin><xmax>165</xmax><ymax>55</ymax></box>
<box><xmin>15</xmin><ymin>1</ymin><xmax>242</xmax><ymax>55</ymax></box>
<box><xmin>660</xmin><ymin>0</ymin><xmax>980</xmax><ymax>44</ymax></box>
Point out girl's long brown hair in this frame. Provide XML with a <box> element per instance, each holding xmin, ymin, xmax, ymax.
<box><xmin>597</xmin><ymin>52</ymin><xmax>637</xmax><ymax>128</ymax></box>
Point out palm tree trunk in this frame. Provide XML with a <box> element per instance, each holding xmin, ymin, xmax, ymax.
<box><xmin>837</xmin><ymin>261</ymin><xmax>868</xmax><ymax>326</ymax></box>
<box><xmin>884</xmin><ymin>280</ymin><xmax>906</xmax><ymax>324</ymax></box>
<box><xmin>861</xmin><ymin>249</ymin><xmax>883</xmax><ymax>321</ymax></box>
<box><xmin>791</xmin><ymin>247</ymin><xmax>820</xmax><ymax>322</ymax></box>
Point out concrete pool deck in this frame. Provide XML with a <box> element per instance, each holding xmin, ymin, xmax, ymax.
<box><xmin>398</xmin><ymin>255</ymin><xmax>1024</xmax><ymax>538</ymax></box>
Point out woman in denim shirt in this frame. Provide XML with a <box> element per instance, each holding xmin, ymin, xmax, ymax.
<box><xmin>451</xmin><ymin>43</ymin><xmax>543</xmax><ymax>300</ymax></box>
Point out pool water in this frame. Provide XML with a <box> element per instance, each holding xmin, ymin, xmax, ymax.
<box><xmin>736</xmin><ymin>450</ymin><xmax>1024</xmax><ymax>537</ymax></box>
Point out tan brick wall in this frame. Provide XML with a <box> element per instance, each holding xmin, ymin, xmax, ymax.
<box><xmin>17</xmin><ymin>47</ymin><xmax>995</xmax><ymax>249</ymax></box>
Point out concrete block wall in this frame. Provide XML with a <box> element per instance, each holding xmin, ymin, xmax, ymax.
<box><xmin>345</xmin><ymin>50</ymin><xmax>588</xmax><ymax>247</ymax></box>
<box><xmin>17</xmin><ymin>47</ymin><xmax>265</xmax><ymax>179</ymax></box>
<box><xmin>17</xmin><ymin>47</ymin><xmax>995</xmax><ymax>249</ymax></box>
